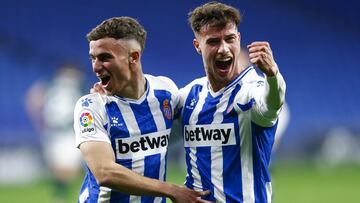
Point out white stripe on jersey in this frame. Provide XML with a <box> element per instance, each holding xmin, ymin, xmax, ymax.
<box><xmin>98</xmin><ymin>186</ymin><xmax>111</xmax><ymax>203</ymax></box>
<box><xmin>118</xmin><ymin>102</ymin><xmax>141</xmax><ymax>136</ymax></box>
<box><xmin>147</xmin><ymin>91</ymin><xmax>166</xmax><ymax>130</ymax></box>
<box><xmin>210</xmin><ymin>91</ymin><xmax>231</xmax><ymax>202</ymax></box>
<box><xmin>79</xmin><ymin>187</ymin><xmax>89</xmax><ymax>203</ymax></box>
<box><xmin>266</xmin><ymin>182</ymin><xmax>272</xmax><ymax>203</ymax></box>
<box><xmin>239</xmin><ymin>113</ymin><xmax>255</xmax><ymax>203</ymax></box>
<box><xmin>189</xmin><ymin>148</ymin><xmax>202</xmax><ymax>190</ymax></box>
<box><xmin>188</xmin><ymin>86</ymin><xmax>208</xmax><ymax>190</ymax></box>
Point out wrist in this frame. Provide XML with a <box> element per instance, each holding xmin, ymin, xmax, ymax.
<box><xmin>162</xmin><ymin>183</ymin><xmax>177</xmax><ymax>200</ymax></box>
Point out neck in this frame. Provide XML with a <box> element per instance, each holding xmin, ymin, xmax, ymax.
<box><xmin>115</xmin><ymin>63</ymin><xmax>146</xmax><ymax>100</ymax></box>
<box><xmin>208</xmin><ymin>64</ymin><xmax>244</xmax><ymax>92</ymax></box>
<box><xmin>121</xmin><ymin>75</ymin><xmax>146</xmax><ymax>100</ymax></box>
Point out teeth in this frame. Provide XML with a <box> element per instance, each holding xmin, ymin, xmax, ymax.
<box><xmin>217</xmin><ymin>57</ymin><xmax>232</xmax><ymax>62</ymax></box>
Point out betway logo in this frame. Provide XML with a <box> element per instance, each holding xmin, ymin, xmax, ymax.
<box><xmin>115</xmin><ymin>129</ymin><xmax>170</xmax><ymax>159</ymax></box>
<box><xmin>184</xmin><ymin>123</ymin><xmax>236</xmax><ymax>147</ymax></box>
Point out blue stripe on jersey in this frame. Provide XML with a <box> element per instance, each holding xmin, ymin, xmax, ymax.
<box><xmin>162</xmin><ymin>153</ymin><xmax>167</xmax><ymax>203</ymax></box>
<box><xmin>182</xmin><ymin>84</ymin><xmax>203</xmax><ymax>126</ymax></box>
<box><xmin>130</xmin><ymin>99</ymin><xmax>158</xmax><ymax>135</ymax></box>
<box><xmin>183</xmin><ymin>84</ymin><xmax>203</xmax><ymax>189</ymax></box>
<box><xmin>142</xmin><ymin>154</ymin><xmax>161</xmax><ymax>203</ymax></box>
<box><xmin>184</xmin><ymin>147</ymin><xmax>194</xmax><ymax>189</ymax></box>
<box><xmin>105</xmin><ymin>101</ymin><xmax>130</xmax><ymax>138</ymax></box>
<box><xmin>110</xmin><ymin>191</ymin><xmax>129</xmax><ymax>203</ymax></box>
<box><xmin>78</xmin><ymin>164</ymin><xmax>100</xmax><ymax>203</ymax></box>
<box><xmin>154</xmin><ymin>89</ymin><xmax>173</xmax><ymax>129</ymax></box>
<box><xmin>196</xmin><ymin>92</ymin><xmax>222</xmax><ymax>202</ymax></box>
<box><xmin>237</xmin><ymin>98</ymin><xmax>255</xmax><ymax>111</ymax></box>
<box><xmin>251</xmin><ymin>121</ymin><xmax>277</xmax><ymax>203</ymax></box>
<box><xmin>222</xmin><ymin>84</ymin><xmax>243</xmax><ymax>203</ymax></box>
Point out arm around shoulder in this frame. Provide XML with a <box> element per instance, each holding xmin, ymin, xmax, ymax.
<box><xmin>79</xmin><ymin>141</ymin><xmax>212</xmax><ymax>202</ymax></box>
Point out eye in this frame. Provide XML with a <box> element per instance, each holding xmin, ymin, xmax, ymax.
<box><xmin>98</xmin><ymin>53</ymin><xmax>113</xmax><ymax>62</ymax></box>
<box><xmin>225</xmin><ymin>36</ymin><xmax>236</xmax><ymax>43</ymax></box>
<box><xmin>207</xmin><ymin>39</ymin><xmax>220</xmax><ymax>46</ymax></box>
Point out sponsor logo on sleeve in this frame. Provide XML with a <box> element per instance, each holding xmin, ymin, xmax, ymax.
<box><xmin>184</xmin><ymin>123</ymin><xmax>236</xmax><ymax>147</ymax></box>
<box><xmin>115</xmin><ymin>129</ymin><xmax>170</xmax><ymax>159</ymax></box>
<box><xmin>79</xmin><ymin>110</ymin><xmax>96</xmax><ymax>135</ymax></box>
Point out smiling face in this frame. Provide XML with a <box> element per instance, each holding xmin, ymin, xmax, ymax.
<box><xmin>194</xmin><ymin>23</ymin><xmax>242</xmax><ymax>92</ymax></box>
<box><xmin>89</xmin><ymin>37</ymin><xmax>133</xmax><ymax>96</ymax></box>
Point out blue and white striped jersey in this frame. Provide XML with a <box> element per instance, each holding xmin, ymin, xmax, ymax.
<box><xmin>176</xmin><ymin>66</ymin><xmax>286</xmax><ymax>203</ymax></box>
<box><xmin>74</xmin><ymin>74</ymin><xmax>178</xmax><ymax>203</ymax></box>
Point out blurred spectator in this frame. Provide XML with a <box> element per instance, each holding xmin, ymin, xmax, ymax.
<box><xmin>25</xmin><ymin>64</ymin><xmax>84</xmax><ymax>203</ymax></box>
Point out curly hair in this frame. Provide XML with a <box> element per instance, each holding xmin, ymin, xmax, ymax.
<box><xmin>188</xmin><ymin>1</ymin><xmax>241</xmax><ymax>34</ymax></box>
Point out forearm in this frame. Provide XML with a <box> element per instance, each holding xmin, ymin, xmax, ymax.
<box><xmin>265</xmin><ymin>71</ymin><xmax>286</xmax><ymax>110</ymax></box>
<box><xmin>97</xmin><ymin>161</ymin><xmax>175</xmax><ymax>198</ymax></box>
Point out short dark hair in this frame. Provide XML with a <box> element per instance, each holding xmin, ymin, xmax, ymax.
<box><xmin>87</xmin><ymin>17</ymin><xmax>147</xmax><ymax>52</ymax></box>
<box><xmin>188</xmin><ymin>1</ymin><xmax>241</xmax><ymax>34</ymax></box>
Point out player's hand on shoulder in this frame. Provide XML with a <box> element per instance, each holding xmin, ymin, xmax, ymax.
<box><xmin>90</xmin><ymin>82</ymin><xmax>106</xmax><ymax>94</ymax></box>
<box><xmin>247</xmin><ymin>41</ymin><xmax>279</xmax><ymax>77</ymax></box>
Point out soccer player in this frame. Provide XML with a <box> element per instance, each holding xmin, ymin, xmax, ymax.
<box><xmin>175</xmin><ymin>2</ymin><xmax>286</xmax><ymax>202</ymax></box>
<box><xmin>73</xmin><ymin>16</ymin><xmax>211</xmax><ymax>203</ymax></box>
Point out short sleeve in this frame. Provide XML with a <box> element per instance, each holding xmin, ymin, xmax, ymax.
<box><xmin>73</xmin><ymin>94</ymin><xmax>110</xmax><ymax>148</ymax></box>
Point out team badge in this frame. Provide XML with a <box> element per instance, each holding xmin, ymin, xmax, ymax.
<box><xmin>79</xmin><ymin>110</ymin><xmax>96</xmax><ymax>135</ymax></box>
<box><xmin>162</xmin><ymin>99</ymin><xmax>172</xmax><ymax>120</ymax></box>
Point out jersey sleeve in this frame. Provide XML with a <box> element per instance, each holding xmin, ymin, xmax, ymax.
<box><xmin>234</xmin><ymin>70</ymin><xmax>286</xmax><ymax>127</ymax></box>
<box><xmin>73</xmin><ymin>94</ymin><xmax>110</xmax><ymax>148</ymax></box>
<box><xmin>251</xmin><ymin>71</ymin><xmax>286</xmax><ymax>127</ymax></box>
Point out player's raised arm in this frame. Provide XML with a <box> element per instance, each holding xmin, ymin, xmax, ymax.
<box><xmin>248</xmin><ymin>41</ymin><xmax>286</xmax><ymax>110</ymax></box>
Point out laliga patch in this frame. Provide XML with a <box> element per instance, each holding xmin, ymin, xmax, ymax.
<box><xmin>79</xmin><ymin>110</ymin><xmax>96</xmax><ymax>135</ymax></box>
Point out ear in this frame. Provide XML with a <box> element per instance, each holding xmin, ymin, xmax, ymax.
<box><xmin>129</xmin><ymin>51</ymin><xmax>140</xmax><ymax>64</ymax></box>
<box><xmin>193</xmin><ymin>38</ymin><xmax>201</xmax><ymax>55</ymax></box>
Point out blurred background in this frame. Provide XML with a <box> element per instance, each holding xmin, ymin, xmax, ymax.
<box><xmin>1</xmin><ymin>0</ymin><xmax>359</xmax><ymax>202</ymax></box>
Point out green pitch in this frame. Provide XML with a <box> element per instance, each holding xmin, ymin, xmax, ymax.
<box><xmin>0</xmin><ymin>163</ymin><xmax>359</xmax><ymax>203</ymax></box>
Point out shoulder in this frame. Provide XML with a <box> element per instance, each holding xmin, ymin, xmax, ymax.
<box><xmin>233</xmin><ymin>68</ymin><xmax>266</xmax><ymax>109</ymax></box>
<box><xmin>177</xmin><ymin>77</ymin><xmax>207</xmax><ymax>105</ymax></box>
<box><xmin>74</xmin><ymin>93</ymin><xmax>108</xmax><ymax>113</ymax></box>
<box><xmin>145</xmin><ymin>74</ymin><xmax>178</xmax><ymax>93</ymax></box>
<box><xmin>179</xmin><ymin>77</ymin><xmax>207</xmax><ymax>96</ymax></box>
<box><xmin>240</xmin><ymin>66</ymin><xmax>265</xmax><ymax>86</ymax></box>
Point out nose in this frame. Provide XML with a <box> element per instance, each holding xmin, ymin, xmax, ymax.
<box><xmin>218</xmin><ymin>41</ymin><xmax>230</xmax><ymax>55</ymax></box>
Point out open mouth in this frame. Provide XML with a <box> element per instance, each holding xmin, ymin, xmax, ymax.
<box><xmin>215</xmin><ymin>57</ymin><xmax>232</xmax><ymax>70</ymax></box>
<box><xmin>100</xmin><ymin>76</ymin><xmax>111</xmax><ymax>86</ymax></box>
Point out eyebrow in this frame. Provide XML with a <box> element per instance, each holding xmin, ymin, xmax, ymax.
<box><xmin>89</xmin><ymin>52</ymin><xmax>113</xmax><ymax>60</ymax></box>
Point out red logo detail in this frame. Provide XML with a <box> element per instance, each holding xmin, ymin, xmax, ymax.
<box><xmin>162</xmin><ymin>99</ymin><xmax>172</xmax><ymax>120</ymax></box>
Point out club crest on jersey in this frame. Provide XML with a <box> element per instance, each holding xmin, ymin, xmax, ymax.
<box><xmin>79</xmin><ymin>110</ymin><xmax>96</xmax><ymax>135</ymax></box>
<box><xmin>162</xmin><ymin>99</ymin><xmax>172</xmax><ymax>120</ymax></box>
<box><xmin>82</xmin><ymin>98</ymin><xmax>93</xmax><ymax>107</ymax></box>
